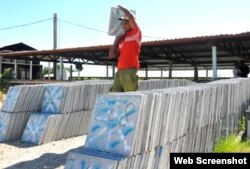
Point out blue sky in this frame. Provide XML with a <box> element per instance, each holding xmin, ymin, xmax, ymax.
<box><xmin>1</xmin><ymin>0</ymin><xmax>250</xmax><ymax>50</ymax></box>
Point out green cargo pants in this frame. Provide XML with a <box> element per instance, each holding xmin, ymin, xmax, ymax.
<box><xmin>110</xmin><ymin>68</ymin><xmax>139</xmax><ymax>92</ymax></box>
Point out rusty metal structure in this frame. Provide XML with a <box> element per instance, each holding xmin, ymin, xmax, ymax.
<box><xmin>1</xmin><ymin>32</ymin><xmax>250</xmax><ymax>80</ymax></box>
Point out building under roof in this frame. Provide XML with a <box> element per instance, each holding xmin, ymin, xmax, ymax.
<box><xmin>0</xmin><ymin>43</ymin><xmax>42</xmax><ymax>80</ymax></box>
<box><xmin>1</xmin><ymin>32</ymin><xmax>250</xmax><ymax>80</ymax></box>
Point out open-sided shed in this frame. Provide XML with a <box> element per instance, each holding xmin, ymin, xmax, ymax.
<box><xmin>1</xmin><ymin>31</ymin><xmax>250</xmax><ymax>80</ymax></box>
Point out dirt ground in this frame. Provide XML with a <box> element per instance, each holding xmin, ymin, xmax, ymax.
<box><xmin>0</xmin><ymin>135</ymin><xmax>86</xmax><ymax>169</ymax></box>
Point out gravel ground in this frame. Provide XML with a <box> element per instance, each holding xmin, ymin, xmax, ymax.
<box><xmin>0</xmin><ymin>135</ymin><xmax>86</xmax><ymax>169</ymax></box>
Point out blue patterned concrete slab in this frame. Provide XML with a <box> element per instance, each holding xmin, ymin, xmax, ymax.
<box><xmin>1</xmin><ymin>86</ymin><xmax>21</xmax><ymax>112</ymax></box>
<box><xmin>0</xmin><ymin>112</ymin><xmax>12</xmax><ymax>142</ymax></box>
<box><xmin>41</xmin><ymin>86</ymin><xmax>64</xmax><ymax>114</ymax></box>
<box><xmin>65</xmin><ymin>152</ymin><xmax>117</xmax><ymax>169</ymax></box>
<box><xmin>21</xmin><ymin>113</ymin><xmax>50</xmax><ymax>144</ymax></box>
<box><xmin>85</xmin><ymin>94</ymin><xmax>143</xmax><ymax>156</ymax></box>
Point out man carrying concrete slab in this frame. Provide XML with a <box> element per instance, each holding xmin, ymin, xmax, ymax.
<box><xmin>109</xmin><ymin>5</ymin><xmax>142</xmax><ymax>92</ymax></box>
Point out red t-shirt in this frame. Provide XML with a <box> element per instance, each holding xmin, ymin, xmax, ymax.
<box><xmin>117</xmin><ymin>27</ymin><xmax>142</xmax><ymax>70</ymax></box>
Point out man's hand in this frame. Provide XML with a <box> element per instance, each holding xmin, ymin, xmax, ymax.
<box><xmin>118</xmin><ymin>5</ymin><xmax>137</xmax><ymax>29</ymax></box>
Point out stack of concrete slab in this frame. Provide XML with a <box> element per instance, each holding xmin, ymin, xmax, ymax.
<box><xmin>19</xmin><ymin>79</ymin><xmax>193</xmax><ymax>145</ymax></box>
<box><xmin>19</xmin><ymin>81</ymin><xmax>110</xmax><ymax>144</ymax></box>
<box><xmin>21</xmin><ymin>111</ymin><xmax>91</xmax><ymax>144</ymax></box>
<box><xmin>0</xmin><ymin>79</ymin><xmax>193</xmax><ymax>144</ymax></box>
<box><xmin>21</xmin><ymin>85</ymin><xmax>92</xmax><ymax>144</ymax></box>
<box><xmin>63</xmin><ymin>81</ymin><xmax>113</xmax><ymax>111</ymax></box>
<box><xmin>68</xmin><ymin>79</ymin><xmax>193</xmax><ymax>110</ymax></box>
<box><xmin>0</xmin><ymin>85</ymin><xmax>45</xmax><ymax>142</ymax></box>
<box><xmin>139</xmin><ymin>79</ymin><xmax>194</xmax><ymax>91</ymax></box>
<box><xmin>65</xmin><ymin>78</ymin><xmax>250</xmax><ymax>169</ymax></box>
<box><xmin>1</xmin><ymin>85</ymin><xmax>45</xmax><ymax>113</ymax></box>
<box><xmin>19</xmin><ymin>80</ymin><xmax>112</xmax><ymax>144</ymax></box>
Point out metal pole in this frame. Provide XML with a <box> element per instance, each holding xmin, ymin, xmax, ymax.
<box><xmin>14</xmin><ymin>59</ymin><xmax>17</xmax><ymax>79</ymax></box>
<box><xmin>206</xmin><ymin>69</ymin><xmax>208</xmax><ymax>80</ymax></box>
<box><xmin>70</xmin><ymin>65</ymin><xmax>73</xmax><ymax>81</ymax></box>
<box><xmin>53</xmin><ymin>62</ymin><xmax>57</xmax><ymax>80</ymax></box>
<box><xmin>161</xmin><ymin>69</ymin><xmax>163</xmax><ymax>79</ymax></box>
<box><xmin>48</xmin><ymin>62</ymin><xmax>51</xmax><ymax>80</ymax></box>
<box><xmin>78</xmin><ymin>59</ymin><xmax>81</xmax><ymax>80</ymax></box>
<box><xmin>169</xmin><ymin>62</ymin><xmax>172</xmax><ymax>79</ymax></box>
<box><xmin>53</xmin><ymin>13</ymin><xmax>57</xmax><ymax>80</ymax></box>
<box><xmin>194</xmin><ymin>65</ymin><xmax>198</xmax><ymax>81</ymax></box>
<box><xmin>112</xmin><ymin>64</ymin><xmax>115</xmax><ymax>79</ymax></box>
<box><xmin>60</xmin><ymin>57</ymin><xmax>63</xmax><ymax>80</ymax></box>
<box><xmin>30</xmin><ymin>56</ymin><xmax>33</xmax><ymax>80</ymax></box>
<box><xmin>212</xmin><ymin>46</ymin><xmax>217</xmax><ymax>81</ymax></box>
<box><xmin>54</xmin><ymin>13</ymin><xmax>57</xmax><ymax>49</ymax></box>
<box><xmin>145</xmin><ymin>66</ymin><xmax>148</xmax><ymax>80</ymax></box>
<box><xmin>78</xmin><ymin>70</ymin><xmax>80</xmax><ymax>80</ymax></box>
<box><xmin>106</xmin><ymin>65</ymin><xmax>109</xmax><ymax>79</ymax></box>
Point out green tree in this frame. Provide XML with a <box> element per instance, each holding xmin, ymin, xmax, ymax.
<box><xmin>42</xmin><ymin>67</ymin><xmax>53</xmax><ymax>75</ymax></box>
<box><xmin>0</xmin><ymin>68</ymin><xmax>12</xmax><ymax>93</ymax></box>
<box><xmin>43</xmin><ymin>64</ymin><xmax>76</xmax><ymax>75</ymax></box>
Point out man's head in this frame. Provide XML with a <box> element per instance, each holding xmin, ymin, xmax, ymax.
<box><xmin>119</xmin><ymin>15</ymin><xmax>131</xmax><ymax>32</ymax></box>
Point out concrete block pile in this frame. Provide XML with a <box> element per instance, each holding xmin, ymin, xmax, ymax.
<box><xmin>0</xmin><ymin>79</ymin><xmax>192</xmax><ymax>144</ymax></box>
<box><xmin>21</xmin><ymin>82</ymin><xmax>109</xmax><ymax>144</ymax></box>
<box><xmin>0</xmin><ymin>85</ymin><xmax>45</xmax><ymax>141</ymax></box>
<box><xmin>65</xmin><ymin>78</ymin><xmax>250</xmax><ymax>169</ymax></box>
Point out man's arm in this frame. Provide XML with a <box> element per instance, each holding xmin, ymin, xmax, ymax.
<box><xmin>109</xmin><ymin>36</ymin><xmax>122</xmax><ymax>59</ymax></box>
<box><xmin>118</xmin><ymin>5</ymin><xmax>137</xmax><ymax>29</ymax></box>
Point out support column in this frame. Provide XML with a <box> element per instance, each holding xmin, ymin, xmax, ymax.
<box><xmin>60</xmin><ymin>57</ymin><xmax>63</xmax><ymax>80</ymax></box>
<box><xmin>53</xmin><ymin>62</ymin><xmax>57</xmax><ymax>80</ymax></box>
<box><xmin>161</xmin><ymin>69</ymin><xmax>163</xmax><ymax>79</ymax></box>
<box><xmin>78</xmin><ymin>70</ymin><xmax>81</xmax><ymax>80</ymax></box>
<box><xmin>145</xmin><ymin>66</ymin><xmax>148</xmax><ymax>80</ymax></box>
<box><xmin>70</xmin><ymin>65</ymin><xmax>73</xmax><ymax>81</ymax></box>
<box><xmin>14</xmin><ymin>59</ymin><xmax>17</xmax><ymax>79</ymax></box>
<box><xmin>169</xmin><ymin>62</ymin><xmax>172</xmax><ymax>79</ymax></box>
<box><xmin>212</xmin><ymin>46</ymin><xmax>217</xmax><ymax>81</ymax></box>
<box><xmin>0</xmin><ymin>56</ymin><xmax>2</xmax><ymax>78</ymax></box>
<box><xmin>112</xmin><ymin>64</ymin><xmax>115</xmax><ymax>79</ymax></box>
<box><xmin>77</xmin><ymin>59</ymin><xmax>81</xmax><ymax>80</ymax></box>
<box><xmin>30</xmin><ymin>56</ymin><xmax>33</xmax><ymax>80</ymax></box>
<box><xmin>206</xmin><ymin>69</ymin><xmax>208</xmax><ymax>80</ymax></box>
<box><xmin>48</xmin><ymin>62</ymin><xmax>51</xmax><ymax>80</ymax></box>
<box><xmin>194</xmin><ymin>65</ymin><xmax>198</xmax><ymax>81</ymax></box>
<box><xmin>106</xmin><ymin>65</ymin><xmax>109</xmax><ymax>79</ymax></box>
